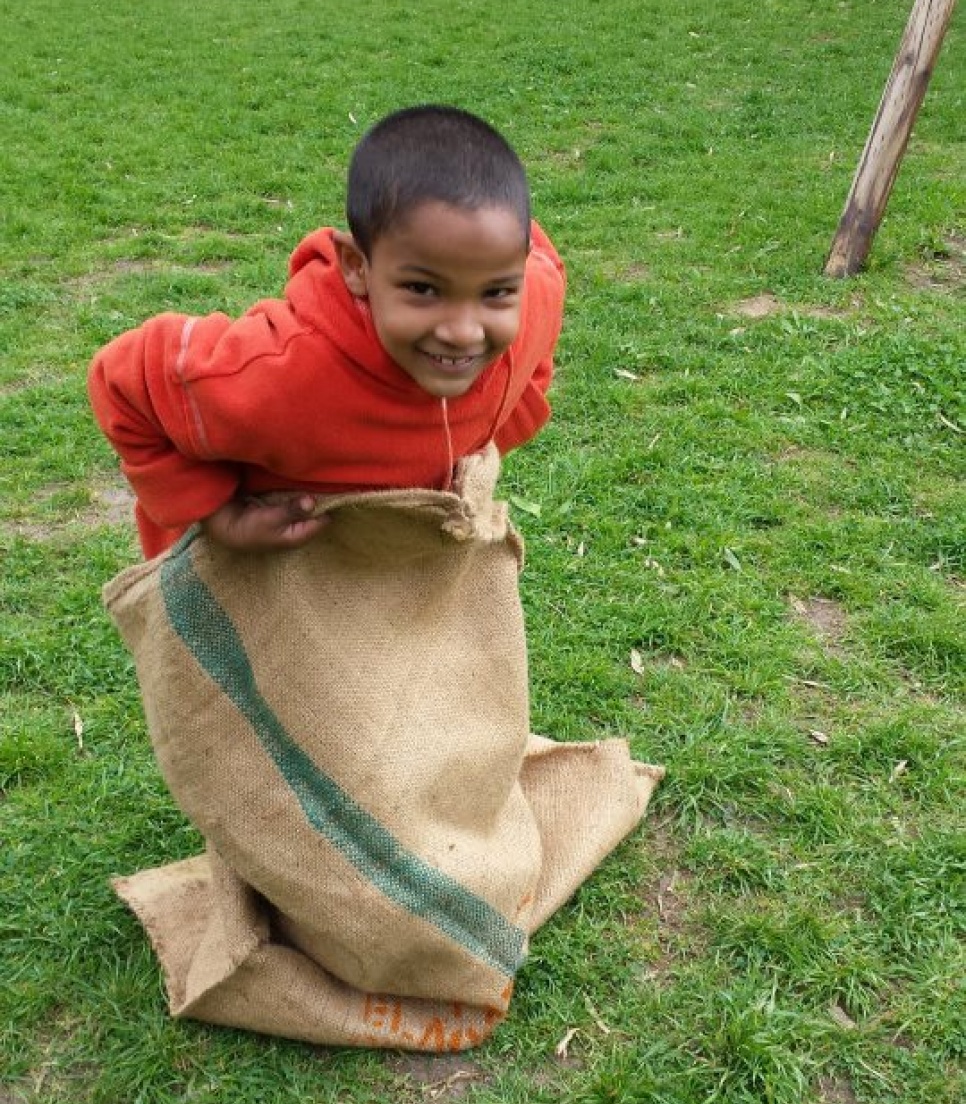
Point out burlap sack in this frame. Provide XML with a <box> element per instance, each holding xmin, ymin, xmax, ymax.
<box><xmin>105</xmin><ymin>446</ymin><xmax>663</xmax><ymax>1051</ymax></box>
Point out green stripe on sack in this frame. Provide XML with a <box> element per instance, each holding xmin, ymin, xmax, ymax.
<box><xmin>159</xmin><ymin>541</ymin><xmax>527</xmax><ymax>978</ymax></box>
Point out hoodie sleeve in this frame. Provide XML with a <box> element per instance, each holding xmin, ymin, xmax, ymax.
<box><xmin>493</xmin><ymin>221</ymin><xmax>566</xmax><ymax>453</ymax></box>
<box><xmin>88</xmin><ymin>313</ymin><xmax>243</xmax><ymax>530</ymax></box>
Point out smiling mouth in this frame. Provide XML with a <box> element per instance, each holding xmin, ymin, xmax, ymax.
<box><xmin>423</xmin><ymin>351</ymin><xmax>483</xmax><ymax>371</ymax></box>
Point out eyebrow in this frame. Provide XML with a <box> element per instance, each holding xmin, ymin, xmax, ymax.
<box><xmin>397</xmin><ymin>264</ymin><xmax>525</xmax><ymax>284</ymax></box>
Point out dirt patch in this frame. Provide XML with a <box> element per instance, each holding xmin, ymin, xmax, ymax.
<box><xmin>545</xmin><ymin>147</ymin><xmax>585</xmax><ymax>168</ymax></box>
<box><xmin>894</xmin><ymin>666</ymin><xmax>956</xmax><ymax>707</ymax></box>
<box><xmin>11</xmin><ymin>1010</ymin><xmax>99</xmax><ymax>1103</ymax></box>
<box><xmin>904</xmin><ymin>233</ymin><xmax>966</xmax><ymax>291</ymax></box>
<box><xmin>769</xmin><ymin>446</ymin><xmax>855</xmax><ymax>474</ymax></box>
<box><xmin>641</xmin><ymin>872</ymin><xmax>693</xmax><ymax>983</ymax></box>
<box><xmin>638</xmin><ymin>652</ymin><xmax>688</xmax><ymax>673</ymax></box>
<box><xmin>801</xmin><ymin>303</ymin><xmax>852</xmax><ymax>319</ymax></box>
<box><xmin>65</xmin><ymin>257</ymin><xmax>232</xmax><ymax>296</ymax></box>
<box><xmin>815</xmin><ymin>1075</ymin><xmax>859</xmax><ymax>1103</ymax></box>
<box><xmin>730</xmin><ymin>293</ymin><xmax>856</xmax><ymax>321</ymax></box>
<box><xmin>528</xmin><ymin>1061</ymin><xmax>583</xmax><ymax>1091</ymax></box>
<box><xmin>655</xmin><ymin>866</ymin><xmax>690</xmax><ymax>930</ymax></box>
<box><xmin>789</xmin><ymin>595</ymin><xmax>848</xmax><ymax>655</ymax></box>
<box><xmin>1</xmin><ymin>520</ymin><xmax>59</xmax><ymax>541</ymax></box>
<box><xmin>618</xmin><ymin>263</ymin><xmax>652</xmax><ymax>282</ymax></box>
<box><xmin>771</xmin><ymin>445</ymin><xmax>825</xmax><ymax>464</ymax></box>
<box><xmin>735</xmin><ymin>697</ymin><xmax>767</xmax><ymax>725</ymax></box>
<box><xmin>88</xmin><ymin>482</ymin><xmax>136</xmax><ymax>526</ymax></box>
<box><xmin>0</xmin><ymin>479</ymin><xmax>135</xmax><ymax>543</ymax></box>
<box><xmin>177</xmin><ymin>224</ymin><xmax>249</xmax><ymax>240</ymax></box>
<box><xmin>889</xmin><ymin>1030</ymin><xmax>915</xmax><ymax>1050</ymax></box>
<box><xmin>0</xmin><ymin>376</ymin><xmax>48</xmax><ymax>399</ymax></box>
<box><xmin>385</xmin><ymin>1052</ymin><xmax>491</xmax><ymax>1100</ymax></box>
<box><xmin>734</xmin><ymin>292</ymin><xmax>782</xmax><ymax>319</ymax></box>
<box><xmin>629</xmin><ymin>823</ymin><xmax>695</xmax><ymax>984</ymax></box>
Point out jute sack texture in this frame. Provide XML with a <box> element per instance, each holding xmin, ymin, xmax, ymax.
<box><xmin>105</xmin><ymin>446</ymin><xmax>664</xmax><ymax>1051</ymax></box>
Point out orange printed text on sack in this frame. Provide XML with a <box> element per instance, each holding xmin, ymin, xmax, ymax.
<box><xmin>361</xmin><ymin>994</ymin><xmax>506</xmax><ymax>1052</ymax></box>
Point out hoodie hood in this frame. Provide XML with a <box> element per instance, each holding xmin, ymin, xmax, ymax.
<box><xmin>282</xmin><ymin>228</ymin><xmax>418</xmax><ymax>393</ymax></box>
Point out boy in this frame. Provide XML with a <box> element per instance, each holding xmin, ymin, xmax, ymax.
<box><xmin>95</xmin><ymin>107</ymin><xmax>663</xmax><ymax>1051</ymax></box>
<box><xmin>89</xmin><ymin>105</ymin><xmax>566</xmax><ymax>557</ymax></box>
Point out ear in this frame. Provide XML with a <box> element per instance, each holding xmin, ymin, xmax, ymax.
<box><xmin>333</xmin><ymin>231</ymin><xmax>369</xmax><ymax>297</ymax></box>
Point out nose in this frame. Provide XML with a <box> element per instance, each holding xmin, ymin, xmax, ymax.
<box><xmin>434</xmin><ymin>305</ymin><xmax>485</xmax><ymax>349</ymax></box>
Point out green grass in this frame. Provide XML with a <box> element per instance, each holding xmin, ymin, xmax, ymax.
<box><xmin>2</xmin><ymin>0</ymin><xmax>964</xmax><ymax>1101</ymax></box>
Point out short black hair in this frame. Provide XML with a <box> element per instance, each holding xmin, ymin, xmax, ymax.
<box><xmin>346</xmin><ymin>105</ymin><xmax>531</xmax><ymax>257</ymax></box>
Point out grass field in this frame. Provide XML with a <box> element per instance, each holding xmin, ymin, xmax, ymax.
<box><xmin>1</xmin><ymin>1</ymin><xmax>964</xmax><ymax>1101</ymax></box>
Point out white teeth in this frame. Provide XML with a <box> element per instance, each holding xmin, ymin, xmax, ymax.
<box><xmin>430</xmin><ymin>354</ymin><xmax>474</xmax><ymax>366</ymax></box>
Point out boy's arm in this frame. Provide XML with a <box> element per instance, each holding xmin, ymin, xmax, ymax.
<box><xmin>88</xmin><ymin>314</ymin><xmax>242</xmax><ymax>532</ymax></box>
<box><xmin>493</xmin><ymin>222</ymin><xmax>566</xmax><ymax>453</ymax></box>
<box><xmin>492</xmin><ymin>352</ymin><xmax>554</xmax><ymax>453</ymax></box>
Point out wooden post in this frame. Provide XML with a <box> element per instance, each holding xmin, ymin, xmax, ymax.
<box><xmin>824</xmin><ymin>0</ymin><xmax>958</xmax><ymax>277</ymax></box>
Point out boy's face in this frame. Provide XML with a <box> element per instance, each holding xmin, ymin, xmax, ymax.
<box><xmin>335</xmin><ymin>202</ymin><xmax>529</xmax><ymax>399</ymax></box>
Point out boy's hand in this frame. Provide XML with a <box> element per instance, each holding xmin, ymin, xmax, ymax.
<box><xmin>201</xmin><ymin>494</ymin><xmax>328</xmax><ymax>551</ymax></box>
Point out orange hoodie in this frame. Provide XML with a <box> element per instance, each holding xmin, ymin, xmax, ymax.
<box><xmin>89</xmin><ymin>222</ymin><xmax>565</xmax><ymax>557</ymax></box>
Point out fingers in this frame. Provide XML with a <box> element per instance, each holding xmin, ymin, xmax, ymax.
<box><xmin>245</xmin><ymin>503</ymin><xmax>326</xmax><ymax>549</ymax></box>
<box><xmin>251</xmin><ymin>491</ymin><xmax>320</xmax><ymax>518</ymax></box>
<box><xmin>278</xmin><ymin>493</ymin><xmax>315</xmax><ymax>518</ymax></box>
<box><xmin>277</xmin><ymin>515</ymin><xmax>329</xmax><ymax>548</ymax></box>
<box><xmin>203</xmin><ymin>496</ymin><xmax>329</xmax><ymax>551</ymax></box>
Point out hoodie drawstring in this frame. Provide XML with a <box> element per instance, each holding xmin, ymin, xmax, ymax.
<box><xmin>440</xmin><ymin>398</ymin><xmax>455</xmax><ymax>491</ymax></box>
